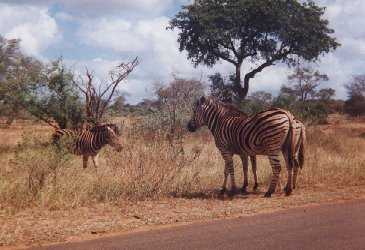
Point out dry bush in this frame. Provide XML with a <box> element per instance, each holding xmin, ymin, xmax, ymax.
<box><xmin>0</xmin><ymin>131</ymin><xmax>204</xmax><ymax>211</ymax></box>
<box><xmin>0</xmin><ymin>131</ymin><xmax>72</xmax><ymax>210</ymax></box>
<box><xmin>0</xmin><ymin>119</ymin><xmax>365</xmax><ymax>212</ymax></box>
<box><xmin>299</xmin><ymin>127</ymin><xmax>365</xmax><ymax>187</ymax></box>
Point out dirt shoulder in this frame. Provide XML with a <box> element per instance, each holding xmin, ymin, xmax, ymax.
<box><xmin>2</xmin><ymin>186</ymin><xmax>365</xmax><ymax>249</ymax></box>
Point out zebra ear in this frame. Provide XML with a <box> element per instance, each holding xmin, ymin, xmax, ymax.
<box><xmin>200</xmin><ymin>96</ymin><xmax>206</xmax><ymax>104</ymax></box>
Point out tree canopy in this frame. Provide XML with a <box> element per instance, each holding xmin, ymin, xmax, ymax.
<box><xmin>169</xmin><ymin>0</ymin><xmax>339</xmax><ymax>100</ymax></box>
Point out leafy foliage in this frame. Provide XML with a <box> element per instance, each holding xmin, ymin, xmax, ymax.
<box><xmin>169</xmin><ymin>0</ymin><xmax>339</xmax><ymax>99</ymax></box>
<box><xmin>239</xmin><ymin>91</ymin><xmax>273</xmax><ymax>114</ymax></box>
<box><xmin>208</xmin><ymin>73</ymin><xmax>234</xmax><ymax>103</ymax></box>
<box><xmin>40</xmin><ymin>60</ymin><xmax>84</xmax><ymax>128</ymax></box>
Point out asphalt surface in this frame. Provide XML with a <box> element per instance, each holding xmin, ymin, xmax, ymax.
<box><xmin>32</xmin><ymin>200</ymin><xmax>365</xmax><ymax>250</ymax></box>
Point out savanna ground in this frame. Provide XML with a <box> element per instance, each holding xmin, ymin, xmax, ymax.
<box><xmin>1</xmin><ymin>115</ymin><xmax>365</xmax><ymax>248</ymax></box>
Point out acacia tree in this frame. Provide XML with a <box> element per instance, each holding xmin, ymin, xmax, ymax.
<box><xmin>281</xmin><ymin>66</ymin><xmax>329</xmax><ymax>101</ymax></box>
<box><xmin>317</xmin><ymin>88</ymin><xmax>335</xmax><ymax>101</ymax></box>
<box><xmin>169</xmin><ymin>0</ymin><xmax>339</xmax><ymax>100</ymax></box>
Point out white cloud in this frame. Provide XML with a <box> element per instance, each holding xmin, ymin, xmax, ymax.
<box><xmin>78</xmin><ymin>16</ymin><xmax>201</xmax><ymax>98</ymax></box>
<box><xmin>79</xmin><ymin>18</ymin><xmax>145</xmax><ymax>52</ymax></box>
<box><xmin>0</xmin><ymin>4</ymin><xmax>59</xmax><ymax>57</ymax></box>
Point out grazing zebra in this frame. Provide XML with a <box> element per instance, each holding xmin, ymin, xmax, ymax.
<box><xmin>52</xmin><ymin>123</ymin><xmax>123</xmax><ymax>169</ymax></box>
<box><xmin>187</xmin><ymin>96</ymin><xmax>305</xmax><ymax>197</ymax></box>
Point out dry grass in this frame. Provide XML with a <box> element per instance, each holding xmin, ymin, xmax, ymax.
<box><xmin>1</xmin><ymin>116</ymin><xmax>365</xmax><ymax>211</ymax></box>
<box><xmin>0</xmin><ymin>116</ymin><xmax>365</xmax><ymax>246</ymax></box>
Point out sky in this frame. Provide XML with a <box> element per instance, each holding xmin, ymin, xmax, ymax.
<box><xmin>0</xmin><ymin>0</ymin><xmax>364</xmax><ymax>103</ymax></box>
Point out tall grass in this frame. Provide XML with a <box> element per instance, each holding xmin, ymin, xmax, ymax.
<box><xmin>0</xmin><ymin>122</ymin><xmax>364</xmax><ymax>212</ymax></box>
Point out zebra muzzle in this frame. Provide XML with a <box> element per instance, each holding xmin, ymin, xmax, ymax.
<box><xmin>187</xmin><ymin>121</ymin><xmax>197</xmax><ymax>132</ymax></box>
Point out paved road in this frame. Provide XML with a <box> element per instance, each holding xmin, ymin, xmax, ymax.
<box><xmin>33</xmin><ymin>200</ymin><xmax>365</xmax><ymax>250</ymax></box>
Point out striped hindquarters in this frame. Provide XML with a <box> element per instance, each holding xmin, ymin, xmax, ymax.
<box><xmin>238</xmin><ymin>108</ymin><xmax>294</xmax><ymax>156</ymax></box>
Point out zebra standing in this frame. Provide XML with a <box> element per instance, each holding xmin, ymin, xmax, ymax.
<box><xmin>187</xmin><ymin>97</ymin><xmax>305</xmax><ymax>197</ymax></box>
<box><xmin>52</xmin><ymin>123</ymin><xmax>123</xmax><ymax>169</ymax></box>
<box><xmin>213</xmin><ymin>102</ymin><xmax>259</xmax><ymax>194</ymax></box>
<box><xmin>223</xmin><ymin>103</ymin><xmax>306</xmax><ymax>194</ymax></box>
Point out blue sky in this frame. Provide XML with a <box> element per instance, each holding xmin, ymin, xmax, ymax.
<box><xmin>0</xmin><ymin>0</ymin><xmax>364</xmax><ymax>103</ymax></box>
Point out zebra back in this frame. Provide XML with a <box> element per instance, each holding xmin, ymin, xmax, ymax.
<box><xmin>52</xmin><ymin>123</ymin><xmax>122</xmax><ymax>156</ymax></box>
<box><xmin>189</xmin><ymin>97</ymin><xmax>296</xmax><ymax>156</ymax></box>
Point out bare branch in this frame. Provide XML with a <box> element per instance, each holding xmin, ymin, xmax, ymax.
<box><xmin>74</xmin><ymin>57</ymin><xmax>139</xmax><ymax>124</ymax></box>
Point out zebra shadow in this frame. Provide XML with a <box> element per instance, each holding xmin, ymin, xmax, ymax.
<box><xmin>170</xmin><ymin>189</ymin><xmax>265</xmax><ymax>200</ymax></box>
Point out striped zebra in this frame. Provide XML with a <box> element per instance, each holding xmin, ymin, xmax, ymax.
<box><xmin>52</xmin><ymin>123</ymin><xmax>123</xmax><ymax>169</ymax></box>
<box><xmin>227</xmin><ymin>105</ymin><xmax>306</xmax><ymax>193</ymax></box>
<box><xmin>187</xmin><ymin>97</ymin><xmax>305</xmax><ymax>197</ymax></box>
<box><xmin>215</xmin><ymin>102</ymin><xmax>259</xmax><ymax>194</ymax></box>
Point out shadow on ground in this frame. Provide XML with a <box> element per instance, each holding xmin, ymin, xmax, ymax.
<box><xmin>170</xmin><ymin>188</ymin><xmax>266</xmax><ymax>200</ymax></box>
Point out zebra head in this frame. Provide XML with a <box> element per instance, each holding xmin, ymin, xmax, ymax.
<box><xmin>187</xmin><ymin>96</ymin><xmax>208</xmax><ymax>132</ymax></box>
<box><xmin>95</xmin><ymin>123</ymin><xmax>123</xmax><ymax>152</ymax></box>
<box><xmin>108</xmin><ymin>124</ymin><xmax>123</xmax><ymax>152</ymax></box>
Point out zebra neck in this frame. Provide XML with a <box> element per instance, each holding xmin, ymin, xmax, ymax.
<box><xmin>93</xmin><ymin>132</ymin><xmax>108</xmax><ymax>149</ymax></box>
<box><xmin>205</xmin><ymin>105</ymin><xmax>222</xmax><ymax>134</ymax></box>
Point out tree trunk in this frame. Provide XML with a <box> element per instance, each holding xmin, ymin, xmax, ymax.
<box><xmin>233</xmin><ymin>63</ymin><xmax>249</xmax><ymax>100</ymax></box>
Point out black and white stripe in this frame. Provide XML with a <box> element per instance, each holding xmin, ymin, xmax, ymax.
<box><xmin>187</xmin><ymin>97</ymin><xmax>305</xmax><ymax>197</ymax></box>
<box><xmin>53</xmin><ymin>123</ymin><xmax>122</xmax><ymax>169</ymax></box>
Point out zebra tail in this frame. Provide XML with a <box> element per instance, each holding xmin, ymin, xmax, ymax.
<box><xmin>298</xmin><ymin>126</ymin><xmax>306</xmax><ymax>169</ymax></box>
<box><xmin>286</xmin><ymin>112</ymin><xmax>296</xmax><ymax>169</ymax></box>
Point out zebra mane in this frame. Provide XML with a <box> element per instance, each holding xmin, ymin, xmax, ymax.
<box><xmin>207</xmin><ymin>97</ymin><xmax>248</xmax><ymax>118</ymax></box>
<box><xmin>90</xmin><ymin>123</ymin><xmax>120</xmax><ymax>135</ymax></box>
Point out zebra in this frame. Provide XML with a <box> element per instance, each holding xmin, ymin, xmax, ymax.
<box><xmin>224</xmin><ymin>104</ymin><xmax>306</xmax><ymax>193</ymax></box>
<box><xmin>291</xmin><ymin>119</ymin><xmax>306</xmax><ymax>190</ymax></box>
<box><xmin>187</xmin><ymin>96</ymin><xmax>305</xmax><ymax>197</ymax></box>
<box><xmin>214</xmin><ymin>102</ymin><xmax>259</xmax><ymax>194</ymax></box>
<box><xmin>52</xmin><ymin>123</ymin><xmax>123</xmax><ymax>169</ymax></box>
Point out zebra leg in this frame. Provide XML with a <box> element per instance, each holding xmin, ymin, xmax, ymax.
<box><xmin>240</xmin><ymin>154</ymin><xmax>249</xmax><ymax>194</ymax></box>
<box><xmin>251</xmin><ymin>156</ymin><xmax>259</xmax><ymax>191</ymax></box>
<box><xmin>293</xmin><ymin>165</ymin><xmax>299</xmax><ymax>190</ymax></box>
<box><xmin>91</xmin><ymin>155</ymin><xmax>98</xmax><ymax>169</ymax></box>
<box><xmin>220</xmin><ymin>166</ymin><xmax>229</xmax><ymax>195</ymax></box>
<box><xmin>221</xmin><ymin>152</ymin><xmax>237</xmax><ymax>195</ymax></box>
<box><xmin>83</xmin><ymin>155</ymin><xmax>89</xmax><ymax>169</ymax></box>
<box><xmin>265</xmin><ymin>154</ymin><xmax>282</xmax><ymax>198</ymax></box>
<box><xmin>283</xmin><ymin>151</ymin><xmax>293</xmax><ymax>196</ymax></box>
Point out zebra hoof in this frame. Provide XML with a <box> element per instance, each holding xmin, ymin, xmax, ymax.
<box><xmin>219</xmin><ymin>188</ymin><xmax>226</xmax><ymax>196</ymax></box>
<box><xmin>253</xmin><ymin>183</ymin><xmax>259</xmax><ymax>191</ymax></box>
<box><xmin>284</xmin><ymin>186</ymin><xmax>293</xmax><ymax>196</ymax></box>
<box><xmin>228</xmin><ymin>187</ymin><xmax>239</xmax><ymax>197</ymax></box>
<box><xmin>264</xmin><ymin>192</ymin><xmax>272</xmax><ymax>198</ymax></box>
<box><xmin>240</xmin><ymin>187</ymin><xmax>248</xmax><ymax>195</ymax></box>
